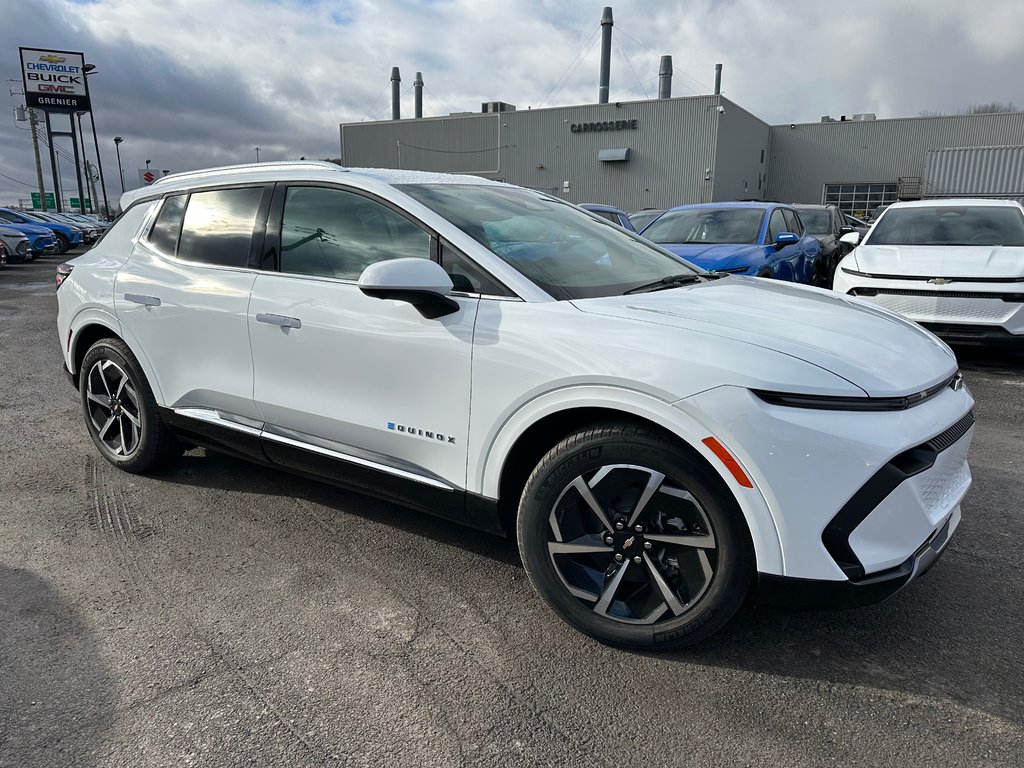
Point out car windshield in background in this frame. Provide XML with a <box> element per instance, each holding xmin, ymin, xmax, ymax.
<box><xmin>797</xmin><ymin>210</ymin><xmax>830</xmax><ymax>233</ymax></box>
<box><xmin>867</xmin><ymin>206</ymin><xmax>1024</xmax><ymax>247</ymax></box>
<box><xmin>398</xmin><ymin>184</ymin><xmax>701</xmax><ymax>300</ymax></box>
<box><xmin>642</xmin><ymin>208</ymin><xmax>764</xmax><ymax>245</ymax></box>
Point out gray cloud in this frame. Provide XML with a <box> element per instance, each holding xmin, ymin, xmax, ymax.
<box><xmin>2</xmin><ymin>0</ymin><xmax>1022</xmax><ymax>207</ymax></box>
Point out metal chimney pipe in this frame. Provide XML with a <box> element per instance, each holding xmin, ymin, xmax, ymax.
<box><xmin>598</xmin><ymin>6</ymin><xmax>613</xmax><ymax>104</ymax></box>
<box><xmin>714</xmin><ymin>63</ymin><xmax>722</xmax><ymax>95</ymax></box>
<box><xmin>414</xmin><ymin>71</ymin><xmax>424</xmax><ymax>119</ymax></box>
<box><xmin>390</xmin><ymin>66</ymin><xmax>401</xmax><ymax>120</ymax></box>
<box><xmin>658</xmin><ymin>55</ymin><xmax>672</xmax><ymax>99</ymax></box>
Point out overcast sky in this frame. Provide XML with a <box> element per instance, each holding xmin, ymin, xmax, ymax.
<box><xmin>2</xmin><ymin>0</ymin><xmax>1023</xmax><ymax>207</ymax></box>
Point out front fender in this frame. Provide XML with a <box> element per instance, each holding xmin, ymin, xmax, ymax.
<box><xmin>474</xmin><ymin>384</ymin><xmax>784</xmax><ymax>576</ymax></box>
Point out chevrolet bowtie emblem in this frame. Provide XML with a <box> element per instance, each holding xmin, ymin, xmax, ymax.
<box><xmin>622</xmin><ymin>536</ymin><xmax>635</xmax><ymax>549</ymax></box>
<box><xmin>39</xmin><ymin>55</ymin><xmax>66</xmax><ymax>64</ymax></box>
<box><xmin>928</xmin><ymin>277</ymin><xmax>952</xmax><ymax>285</ymax></box>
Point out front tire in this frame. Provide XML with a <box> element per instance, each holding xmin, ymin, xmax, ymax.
<box><xmin>80</xmin><ymin>338</ymin><xmax>182</xmax><ymax>473</ymax></box>
<box><xmin>517</xmin><ymin>423</ymin><xmax>753</xmax><ymax>650</ymax></box>
<box><xmin>54</xmin><ymin>233</ymin><xmax>69</xmax><ymax>255</ymax></box>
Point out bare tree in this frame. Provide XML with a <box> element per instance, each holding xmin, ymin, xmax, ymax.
<box><xmin>919</xmin><ymin>102</ymin><xmax>1017</xmax><ymax>117</ymax></box>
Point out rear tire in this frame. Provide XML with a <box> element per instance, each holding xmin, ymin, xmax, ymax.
<box><xmin>80</xmin><ymin>338</ymin><xmax>183</xmax><ymax>473</ymax></box>
<box><xmin>517</xmin><ymin>422</ymin><xmax>753</xmax><ymax>650</ymax></box>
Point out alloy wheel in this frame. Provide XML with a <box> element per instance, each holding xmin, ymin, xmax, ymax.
<box><xmin>85</xmin><ymin>359</ymin><xmax>143</xmax><ymax>458</ymax></box>
<box><xmin>546</xmin><ymin>464</ymin><xmax>717</xmax><ymax>625</ymax></box>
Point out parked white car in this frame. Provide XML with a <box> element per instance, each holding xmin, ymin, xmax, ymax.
<box><xmin>834</xmin><ymin>199</ymin><xmax>1024</xmax><ymax>344</ymax></box>
<box><xmin>56</xmin><ymin>162</ymin><xmax>974</xmax><ymax>649</ymax></box>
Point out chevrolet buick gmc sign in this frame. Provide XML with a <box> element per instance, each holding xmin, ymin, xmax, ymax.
<box><xmin>19</xmin><ymin>47</ymin><xmax>91</xmax><ymax>113</ymax></box>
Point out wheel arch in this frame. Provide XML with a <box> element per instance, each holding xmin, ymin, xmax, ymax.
<box><xmin>480</xmin><ymin>391</ymin><xmax>783</xmax><ymax>575</ymax></box>
<box><xmin>69</xmin><ymin>313</ymin><xmax>165</xmax><ymax>405</ymax></box>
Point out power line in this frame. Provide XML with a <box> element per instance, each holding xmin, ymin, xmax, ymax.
<box><xmin>0</xmin><ymin>170</ymin><xmax>35</xmax><ymax>187</ymax></box>
<box><xmin>538</xmin><ymin>24</ymin><xmax>602</xmax><ymax>108</ymax></box>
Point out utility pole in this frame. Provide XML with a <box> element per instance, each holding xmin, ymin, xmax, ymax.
<box><xmin>28</xmin><ymin>108</ymin><xmax>47</xmax><ymax>211</ymax></box>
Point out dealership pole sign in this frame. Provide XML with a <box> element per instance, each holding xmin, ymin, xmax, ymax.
<box><xmin>19</xmin><ymin>47</ymin><xmax>91</xmax><ymax>113</ymax></box>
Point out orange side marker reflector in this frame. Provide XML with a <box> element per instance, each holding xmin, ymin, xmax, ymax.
<box><xmin>702</xmin><ymin>437</ymin><xmax>753</xmax><ymax>488</ymax></box>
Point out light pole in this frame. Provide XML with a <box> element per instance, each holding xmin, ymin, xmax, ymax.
<box><xmin>82</xmin><ymin>64</ymin><xmax>111</xmax><ymax>217</ymax></box>
<box><xmin>254</xmin><ymin>147</ymin><xmax>260</xmax><ymax>163</ymax></box>
<box><xmin>113</xmin><ymin>136</ymin><xmax>125</xmax><ymax>195</ymax></box>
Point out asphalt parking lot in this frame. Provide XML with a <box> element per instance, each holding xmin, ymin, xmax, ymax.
<box><xmin>1</xmin><ymin>253</ymin><xmax>1022</xmax><ymax>768</ymax></box>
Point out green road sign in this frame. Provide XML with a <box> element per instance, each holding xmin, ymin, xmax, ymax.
<box><xmin>30</xmin><ymin>192</ymin><xmax>56</xmax><ymax>209</ymax></box>
<box><xmin>70</xmin><ymin>197</ymin><xmax>92</xmax><ymax>212</ymax></box>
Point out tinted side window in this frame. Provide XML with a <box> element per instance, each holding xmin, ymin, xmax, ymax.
<box><xmin>178</xmin><ymin>187</ymin><xmax>263</xmax><ymax>267</ymax></box>
<box><xmin>782</xmin><ymin>209</ymin><xmax>803</xmax><ymax>235</ymax></box>
<box><xmin>280</xmin><ymin>186</ymin><xmax>430</xmax><ymax>280</ymax></box>
<box><xmin>149</xmin><ymin>194</ymin><xmax>186</xmax><ymax>255</ymax></box>
<box><xmin>767</xmin><ymin>209</ymin><xmax>787</xmax><ymax>241</ymax></box>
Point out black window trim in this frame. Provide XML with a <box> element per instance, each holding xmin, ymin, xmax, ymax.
<box><xmin>263</xmin><ymin>180</ymin><xmax>518</xmax><ymax>299</ymax></box>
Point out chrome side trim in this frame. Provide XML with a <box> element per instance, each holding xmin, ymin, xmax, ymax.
<box><xmin>173</xmin><ymin>407</ymin><xmax>264</xmax><ymax>437</ymax></box>
<box><xmin>171</xmin><ymin>407</ymin><xmax>454</xmax><ymax>491</ymax></box>
<box><xmin>259</xmin><ymin>431</ymin><xmax>454</xmax><ymax>490</ymax></box>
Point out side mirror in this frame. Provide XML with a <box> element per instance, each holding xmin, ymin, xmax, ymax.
<box><xmin>774</xmin><ymin>232</ymin><xmax>799</xmax><ymax>249</ymax></box>
<box><xmin>839</xmin><ymin>231</ymin><xmax>860</xmax><ymax>247</ymax></box>
<box><xmin>839</xmin><ymin>225</ymin><xmax>854</xmax><ymax>235</ymax></box>
<box><xmin>358</xmin><ymin>258</ymin><xmax>458</xmax><ymax>319</ymax></box>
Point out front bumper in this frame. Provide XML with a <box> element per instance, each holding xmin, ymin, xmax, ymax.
<box><xmin>757</xmin><ymin>510</ymin><xmax>957</xmax><ymax>609</ymax></box>
<box><xmin>832</xmin><ymin>269</ymin><xmax>1024</xmax><ymax>337</ymax></box>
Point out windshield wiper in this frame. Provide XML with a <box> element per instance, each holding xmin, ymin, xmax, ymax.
<box><xmin>624</xmin><ymin>274</ymin><xmax>702</xmax><ymax>294</ymax></box>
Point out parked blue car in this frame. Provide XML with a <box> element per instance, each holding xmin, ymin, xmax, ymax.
<box><xmin>0</xmin><ymin>218</ymin><xmax>57</xmax><ymax>259</ymax></box>
<box><xmin>0</xmin><ymin>208</ymin><xmax>83</xmax><ymax>255</ymax></box>
<box><xmin>640</xmin><ymin>202</ymin><xmax>823</xmax><ymax>284</ymax></box>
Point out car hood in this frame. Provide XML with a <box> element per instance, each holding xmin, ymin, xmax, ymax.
<box><xmin>852</xmin><ymin>244</ymin><xmax>1024</xmax><ymax>278</ymax></box>
<box><xmin>0</xmin><ymin>226</ymin><xmax>27</xmax><ymax>238</ymax></box>
<box><xmin>571</xmin><ymin>277</ymin><xmax>956</xmax><ymax>397</ymax></box>
<box><xmin>658</xmin><ymin>243</ymin><xmax>762</xmax><ymax>269</ymax></box>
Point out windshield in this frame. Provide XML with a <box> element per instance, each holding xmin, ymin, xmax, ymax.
<box><xmin>642</xmin><ymin>208</ymin><xmax>764</xmax><ymax>245</ymax></box>
<box><xmin>398</xmin><ymin>184</ymin><xmax>701</xmax><ymax>299</ymax></box>
<box><xmin>797</xmin><ymin>210</ymin><xmax>830</xmax><ymax>233</ymax></box>
<box><xmin>867</xmin><ymin>205</ymin><xmax>1024</xmax><ymax>246</ymax></box>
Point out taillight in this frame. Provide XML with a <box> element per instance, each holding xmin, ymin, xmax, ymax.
<box><xmin>55</xmin><ymin>263</ymin><xmax>73</xmax><ymax>290</ymax></box>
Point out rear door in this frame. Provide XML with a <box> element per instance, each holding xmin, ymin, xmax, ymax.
<box><xmin>115</xmin><ymin>186</ymin><xmax>270</xmax><ymax>434</ymax></box>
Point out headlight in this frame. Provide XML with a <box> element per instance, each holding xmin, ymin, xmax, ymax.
<box><xmin>753</xmin><ymin>372</ymin><xmax>961</xmax><ymax>411</ymax></box>
<box><xmin>840</xmin><ymin>266</ymin><xmax>870</xmax><ymax>277</ymax></box>
<box><xmin>712</xmin><ymin>266</ymin><xmax>751</xmax><ymax>274</ymax></box>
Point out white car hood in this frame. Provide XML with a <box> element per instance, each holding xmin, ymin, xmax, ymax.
<box><xmin>572</xmin><ymin>277</ymin><xmax>956</xmax><ymax>397</ymax></box>
<box><xmin>852</xmin><ymin>244</ymin><xmax>1024</xmax><ymax>278</ymax></box>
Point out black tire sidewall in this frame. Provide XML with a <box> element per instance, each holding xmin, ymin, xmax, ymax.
<box><xmin>55</xmin><ymin>234</ymin><xmax>69</xmax><ymax>255</ymax></box>
<box><xmin>518</xmin><ymin>427</ymin><xmax>753</xmax><ymax>650</ymax></box>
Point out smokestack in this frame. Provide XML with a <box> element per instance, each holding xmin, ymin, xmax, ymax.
<box><xmin>714</xmin><ymin>63</ymin><xmax>722</xmax><ymax>95</ymax></box>
<box><xmin>414</xmin><ymin>71</ymin><xmax>424</xmax><ymax>119</ymax></box>
<box><xmin>658</xmin><ymin>55</ymin><xmax>672</xmax><ymax>99</ymax></box>
<box><xmin>598</xmin><ymin>6</ymin><xmax>613</xmax><ymax>104</ymax></box>
<box><xmin>390</xmin><ymin>66</ymin><xmax>401</xmax><ymax>120</ymax></box>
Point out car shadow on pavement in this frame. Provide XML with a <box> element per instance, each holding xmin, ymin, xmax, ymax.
<box><xmin>0</xmin><ymin>566</ymin><xmax>115</xmax><ymax>767</ymax></box>
<box><xmin>953</xmin><ymin>344</ymin><xmax>1024</xmax><ymax>374</ymax></box>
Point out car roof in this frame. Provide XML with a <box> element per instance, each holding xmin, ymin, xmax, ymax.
<box><xmin>121</xmin><ymin>161</ymin><xmax>503</xmax><ymax>208</ymax></box>
<box><xmin>579</xmin><ymin>203</ymin><xmax>627</xmax><ymax>214</ymax></box>
<box><xmin>665</xmin><ymin>201</ymin><xmax>785</xmax><ymax>212</ymax></box>
<box><xmin>885</xmin><ymin>198</ymin><xmax>1023</xmax><ymax>209</ymax></box>
<box><xmin>792</xmin><ymin>204</ymin><xmax>832</xmax><ymax>210</ymax></box>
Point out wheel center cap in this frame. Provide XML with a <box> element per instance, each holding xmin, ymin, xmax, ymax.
<box><xmin>614</xmin><ymin>531</ymin><xmax>644</xmax><ymax>555</ymax></box>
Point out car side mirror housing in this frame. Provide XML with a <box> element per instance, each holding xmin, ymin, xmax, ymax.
<box><xmin>839</xmin><ymin>225</ymin><xmax>854</xmax><ymax>235</ymax></box>
<box><xmin>358</xmin><ymin>258</ymin><xmax>459</xmax><ymax>319</ymax></box>
<box><xmin>774</xmin><ymin>232</ymin><xmax>799</xmax><ymax>249</ymax></box>
<box><xmin>839</xmin><ymin>231</ymin><xmax>860</xmax><ymax>247</ymax></box>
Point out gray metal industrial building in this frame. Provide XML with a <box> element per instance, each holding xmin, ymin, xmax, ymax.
<box><xmin>338</xmin><ymin>7</ymin><xmax>1024</xmax><ymax>218</ymax></box>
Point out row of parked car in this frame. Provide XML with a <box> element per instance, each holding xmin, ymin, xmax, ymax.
<box><xmin>0</xmin><ymin>208</ymin><xmax>110</xmax><ymax>268</ymax></box>
<box><xmin>581</xmin><ymin>201</ymin><xmax>864</xmax><ymax>288</ymax></box>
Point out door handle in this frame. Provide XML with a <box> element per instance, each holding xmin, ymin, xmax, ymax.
<box><xmin>256</xmin><ymin>313</ymin><xmax>302</xmax><ymax>329</ymax></box>
<box><xmin>124</xmin><ymin>293</ymin><xmax>161</xmax><ymax>307</ymax></box>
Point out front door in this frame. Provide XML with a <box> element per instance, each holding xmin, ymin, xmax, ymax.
<box><xmin>247</xmin><ymin>184</ymin><xmax>477</xmax><ymax>502</ymax></box>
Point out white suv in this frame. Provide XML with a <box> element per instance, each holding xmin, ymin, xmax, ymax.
<box><xmin>57</xmin><ymin>162</ymin><xmax>974</xmax><ymax>649</ymax></box>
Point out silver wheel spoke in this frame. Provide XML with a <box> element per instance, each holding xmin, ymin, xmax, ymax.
<box><xmin>572</xmin><ymin>476</ymin><xmax>614</xmax><ymax>532</ymax></box>
<box><xmin>87</xmin><ymin>391</ymin><xmax>110</xmax><ymax>410</ymax></box>
<box><xmin>642</xmin><ymin>553</ymin><xmax>686</xmax><ymax>616</ymax></box>
<box><xmin>626</xmin><ymin>470</ymin><xmax>666</xmax><ymax>526</ymax></box>
<box><xmin>548</xmin><ymin>534</ymin><xmax>611</xmax><ymax>556</ymax></box>
<box><xmin>122</xmin><ymin>408</ymin><xmax>141</xmax><ymax>428</ymax></box>
<box><xmin>98</xmin><ymin>361</ymin><xmax>114</xmax><ymax>398</ymax></box>
<box><xmin>645</xmin><ymin>532</ymin><xmax>716</xmax><ymax>550</ymax></box>
<box><xmin>593</xmin><ymin>560</ymin><xmax>630</xmax><ymax>615</ymax></box>
<box><xmin>97</xmin><ymin>415</ymin><xmax>116</xmax><ymax>440</ymax></box>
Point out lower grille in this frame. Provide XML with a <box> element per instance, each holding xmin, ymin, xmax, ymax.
<box><xmin>853</xmin><ymin>288</ymin><xmax>1024</xmax><ymax>302</ymax></box>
